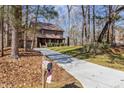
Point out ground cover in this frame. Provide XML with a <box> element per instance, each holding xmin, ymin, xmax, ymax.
<box><xmin>0</xmin><ymin>48</ymin><xmax>82</xmax><ymax>88</ymax></box>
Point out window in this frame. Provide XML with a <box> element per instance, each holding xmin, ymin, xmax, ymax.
<box><xmin>41</xmin><ymin>30</ymin><xmax>45</xmax><ymax>35</ymax></box>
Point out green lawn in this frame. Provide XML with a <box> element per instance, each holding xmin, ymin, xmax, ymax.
<box><xmin>49</xmin><ymin>46</ymin><xmax>124</xmax><ymax>71</ymax></box>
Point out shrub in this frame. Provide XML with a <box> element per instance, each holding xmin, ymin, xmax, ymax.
<box><xmin>60</xmin><ymin>43</ymin><xmax>64</xmax><ymax>46</ymax></box>
<box><xmin>100</xmin><ymin>42</ymin><xmax>111</xmax><ymax>50</ymax></box>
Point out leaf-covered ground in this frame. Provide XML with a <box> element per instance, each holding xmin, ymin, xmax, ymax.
<box><xmin>0</xmin><ymin>48</ymin><xmax>83</xmax><ymax>88</ymax></box>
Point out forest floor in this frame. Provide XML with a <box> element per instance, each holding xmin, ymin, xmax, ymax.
<box><xmin>0</xmin><ymin>48</ymin><xmax>83</xmax><ymax>88</ymax></box>
<box><xmin>49</xmin><ymin>46</ymin><xmax>124</xmax><ymax>71</ymax></box>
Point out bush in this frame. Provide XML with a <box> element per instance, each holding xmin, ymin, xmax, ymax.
<box><xmin>57</xmin><ymin>43</ymin><xmax>59</xmax><ymax>46</ymax></box>
<box><xmin>60</xmin><ymin>43</ymin><xmax>64</xmax><ymax>46</ymax></box>
<box><xmin>47</xmin><ymin>42</ymin><xmax>51</xmax><ymax>47</ymax></box>
<box><xmin>47</xmin><ymin>42</ymin><xmax>65</xmax><ymax>47</ymax></box>
<box><xmin>99</xmin><ymin>42</ymin><xmax>110</xmax><ymax>50</ymax></box>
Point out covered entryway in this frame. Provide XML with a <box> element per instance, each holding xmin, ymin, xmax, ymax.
<box><xmin>37</xmin><ymin>37</ymin><xmax>64</xmax><ymax>47</ymax></box>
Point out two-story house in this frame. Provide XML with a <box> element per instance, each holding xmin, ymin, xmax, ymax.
<box><xmin>36</xmin><ymin>22</ymin><xmax>65</xmax><ymax>47</ymax></box>
<box><xmin>25</xmin><ymin>22</ymin><xmax>65</xmax><ymax>48</ymax></box>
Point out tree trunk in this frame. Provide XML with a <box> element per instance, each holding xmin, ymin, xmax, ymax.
<box><xmin>93</xmin><ymin>5</ymin><xmax>96</xmax><ymax>42</ymax></box>
<box><xmin>81</xmin><ymin>5</ymin><xmax>87</xmax><ymax>45</ymax></box>
<box><xmin>0</xmin><ymin>6</ymin><xmax>4</xmax><ymax>57</ymax></box>
<box><xmin>67</xmin><ymin>5</ymin><xmax>71</xmax><ymax>33</ymax></box>
<box><xmin>11</xmin><ymin>26</ymin><xmax>19</xmax><ymax>58</ymax></box>
<box><xmin>67</xmin><ymin>36</ymin><xmax>70</xmax><ymax>46</ymax></box>
<box><xmin>11</xmin><ymin>6</ymin><xmax>22</xmax><ymax>59</ymax></box>
<box><xmin>97</xmin><ymin>21</ymin><xmax>110</xmax><ymax>42</ymax></box>
<box><xmin>88</xmin><ymin>5</ymin><xmax>90</xmax><ymax>42</ymax></box>
<box><xmin>31</xmin><ymin>5</ymin><xmax>40</xmax><ymax>49</ymax></box>
<box><xmin>107</xmin><ymin>5</ymin><xmax>112</xmax><ymax>44</ymax></box>
<box><xmin>67</xmin><ymin>5</ymin><xmax>72</xmax><ymax>46</ymax></box>
<box><xmin>111</xmin><ymin>21</ymin><xmax>115</xmax><ymax>46</ymax></box>
<box><xmin>92</xmin><ymin>5</ymin><xmax>96</xmax><ymax>55</ymax></box>
<box><xmin>5</xmin><ymin>5</ymin><xmax>10</xmax><ymax>47</ymax></box>
<box><xmin>24</xmin><ymin>5</ymin><xmax>29</xmax><ymax>51</ymax></box>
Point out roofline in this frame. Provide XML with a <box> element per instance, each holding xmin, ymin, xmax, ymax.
<box><xmin>37</xmin><ymin>36</ymin><xmax>65</xmax><ymax>39</ymax></box>
<box><xmin>40</xmin><ymin>28</ymin><xmax>64</xmax><ymax>32</ymax></box>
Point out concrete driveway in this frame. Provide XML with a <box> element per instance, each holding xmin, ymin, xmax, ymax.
<box><xmin>34</xmin><ymin>48</ymin><xmax>124</xmax><ymax>88</ymax></box>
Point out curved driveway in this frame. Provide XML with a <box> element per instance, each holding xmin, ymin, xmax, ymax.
<box><xmin>34</xmin><ymin>48</ymin><xmax>124</xmax><ymax>88</ymax></box>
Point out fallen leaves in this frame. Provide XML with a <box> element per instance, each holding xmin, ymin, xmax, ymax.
<box><xmin>0</xmin><ymin>48</ymin><xmax>82</xmax><ymax>88</ymax></box>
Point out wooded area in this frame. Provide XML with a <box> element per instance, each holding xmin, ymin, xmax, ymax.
<box><xmin>0</xmin><ymin>5</ymin><xmax>59</xmax><ymax>59</ymax></box>
<box><xmin>0</xmin><ymin>5</ymin><xmax>124</xmax><ymax>87</ymax></box>
<box><xmin>0</xmin><ymin>5</ymin><xmax>124</xmax><ymax>60</ymax></box>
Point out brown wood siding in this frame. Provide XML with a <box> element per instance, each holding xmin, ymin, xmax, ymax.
<box><xmin>37</xmin><ymin>29</ymin><xmax>64</xmax><ymax>39</ymax></box>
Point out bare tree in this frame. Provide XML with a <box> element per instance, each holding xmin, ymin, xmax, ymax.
<box><xmin>0</xmin><ymin>6</ymin><xmax>4</xmax><ymax>57</ymax></box>
<box><xmin>87</xmin><ymin>5</ymin><xmax>90</xmax><ymax>42</ymax></box>
<box><xmin>107</xmin><ymin>5</ymin><xmax>112</xmax><ymax>43</ymax></box>
<box><xmin>67</xmin><ymin>5</ymin><xmax>72</xmax><ymax>46</ymax></box>
<box><xmin>24</xmin><ymin>5</ymin><xmax>29</xmax><ymax>51</ymax></box>
<box><xmin>31</xmin><ymin>5</ymin><xmax>40</xmax><ymax>49</ymax></box>
<box><xmin>11</xmin><ymin>6</ymin><xmax>22</xmax><ymax>59</ymax></box>
<box><xmin>93</xmin><ymin>5</ymin><xmax>96</xmax><ymax>42</ymax></box>
<box><xmin>81</xmin><ymin>5</ymin><xmax>88</xmax><ymax>45</ymax></box>
<box><xmin>67</xmin><ymin>5</ymin><xmax>72</xmax><ymax>32</ymax></box>
<box><xmin>5</xmin><ymin>5</ymin><xmax>10</xmax><ymax>47</ymax></box>
<box><xmin>97</xmin><ymin>5</ymin><xmax>124</xmax><ymax>43</ymax></box>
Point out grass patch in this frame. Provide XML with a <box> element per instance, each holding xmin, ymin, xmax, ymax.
<box><xmin>87</xmin><ymin>54</ymin><xmax>124</xmax><ymax>71</ymax></box>
<box><xmin>49</xmin><ymin>46</ymin><xmax>82</xmax><ymax>53</ymax></box>
<box><xmin>49</xmin><ymin>46</ymin><xmax>124</xmax><ymax>71</ymax></box>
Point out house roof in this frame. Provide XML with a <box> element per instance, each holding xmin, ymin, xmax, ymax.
<box><xmin>30</xmin><ymin>22</ymin><xmax>64</xmax><ymax>32</ymax></box>
<box><xmin>39</xmin><ymin>22</ymin><xmax>64</xmax><ymax>32</ymax></box>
